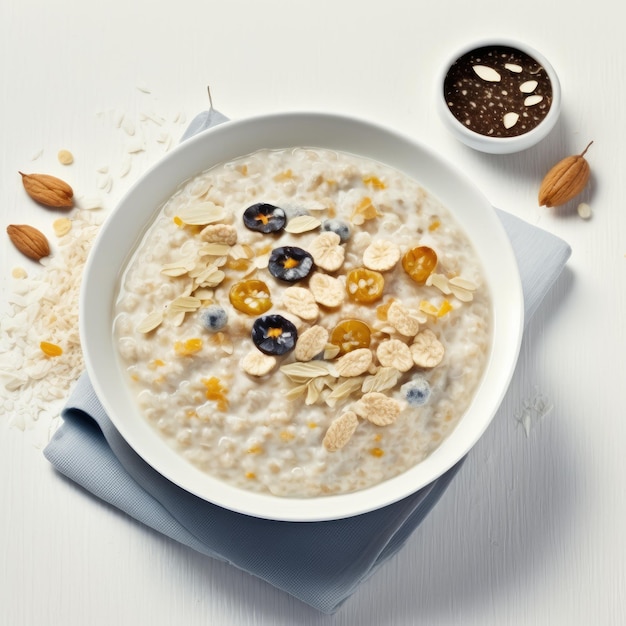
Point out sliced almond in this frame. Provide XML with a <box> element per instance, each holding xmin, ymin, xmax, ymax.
<box><xmin>411</xmin><ymin>329</ymin><xmax>445</xmax><ymax>368</ymax></box>
<box><xmin>136</xmin><ymin>310</ymin><xmax>163</xmax><ymax>333</ymax></box>
<box><xmin>284</xmin><ymin>214</ymin><xmax>321</xmax><ymax>234</ymax></box>
<box><xmin>282</xmin><ymin>287</ymin><xmax>319</xmax><ymax>321</ymax></box>
<box><xmin>335</xmin><ymin>348</ymin><xmax>373</xmax><ymax>377</ymax></box>
<box><xmin>240</xmin><ymin>351</ymin><xmax>277</xmax><ymax>377</ymax></box>
<box><xmin>308</xmin><ymin>272</ymin><xmax>345</xmax><ymax>307</ymax></box>
<box><xmin>323</xmin><ymin>411</ymin><xmax>359</xmax><ymax>452</ymax></box>
<box><xmin>176</xmin><ymin>202</ymin><xmax>226</xmax><ymax>225</ymax></box>
<box><xmin>376</xmin><ymin>339</ymin><xmax>414</xmax><ymax>372</ymax></box>
<box><xmin>353</xmin><ymin>392</ymin><xmax>402</xmax><ymax>426</ymax></box>
<box><xmin>362</xmin><ymin>239</ymin><xmax>401</xmax><ymax>272</ymax></box>
<box><xmin>294</xmin><ymin>325</ymin><xmax>329</xmax><ymax>361</ymax></box>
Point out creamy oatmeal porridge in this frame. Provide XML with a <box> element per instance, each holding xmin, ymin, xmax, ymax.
<box><xmin>113</xmin><ymin>147</ymin><xmax>492</xmax><ymax>497</ymax></box>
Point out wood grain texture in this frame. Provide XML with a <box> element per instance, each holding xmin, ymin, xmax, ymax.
<box><xmin>1</xmin><ymin>1</ymin><xmax>625</xmax><ymax>624</ymax></box>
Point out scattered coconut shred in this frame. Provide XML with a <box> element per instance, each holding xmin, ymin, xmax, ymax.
<box><xmin>1</xmin><ymin>90</ymin><xmax>189</xmax><ymax>446</ymax></box>
<box><xmin>0</xmin><ymin>210</ymin><xmax>102</xmax><ymax>442</ymax></box>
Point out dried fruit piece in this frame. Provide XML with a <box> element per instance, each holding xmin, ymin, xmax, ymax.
<box><xmin>282</xmin><ymin>287</ymin><xmax>319</xmax><ymax>321</ymax></box>
<box><xmin>40</xmin><ymin>341</ymin><xmax>63</xmax><ymax>357</ymax></box>
<box><xmin>174</xmin><ymin>338</ymin><xmax>203</xmax><ymax>356</ymax></box>
<box><xmin>538</xmin><ymin>141</ymin><xmax>593</xmax><ymax>207</ymax></box>
<box><xmin>6</xmin><ymin>224</ymin><xmax>50</xmax><ymax>261</ymax></box>
<box><xmin>252</xmin><ymin>314</ymin><xmax>298</xmax><ymax>356</ymax></box>
<box><xmin>243</xmin><ymin>203</ymin><xmax>286</xmax><ymax>233</ymax></box>
<box><xmin>229</xmin><ymin>279</ymin><xmax>272</xmax><ymax>315</ymax></box>
<box><xmin>199</xmin><ymin>305</ymin><xmax>228</xmax><ymax>331</ymax></box>
<box><xmin>401</xmin><ymin>376</ymin><xmax>431</xmax><ymax>406</ymax></box>
<box><xmin>411</xmin><ymin>329</ymin><xmax>445</xmax><ymax>368</ymax></box>
<box><xmin>240</xmin><ymin>350</ymin><xmax>277</xmax><ymax>377</ymax></box>
<box><xmin>330</xmin><ymin>319</ymin><xmax>371</xmax><ymax>355</ymax></box>
<box><xmin>362</xmin><ymin>239</ymin><xmax>401</xmax><ymax>272</ymax></box>
<box><xmin>268</xmin><ymin>246</ymin><xmax>314</xmax><ymax>282</ymax></box>
<box><xmin>308</xmin><ymin>231</ymin><xmax>345</xmax><ymax>271</ymax></box>
<box><xmin>353</xmin><ymin>392</ymin><xmax>402</xmax><ymax>426</ymax></box>
<box><xmin>321</xmin><ymin>218</ymin><xmax>351</xmax><ymax>242</ymax></box>
<box><xmin>19</xmin><ymin>172</ymin><xmax>73</xmax><ymax>208</ymax></box>
<box><xmin>308</xmin><ymin>272</ymin><xmax>345</xmax><ymax>308</ymax></box>
<box><xmin>202</xmin><ymin>376</ymin><xmax>228</xmax><ymax>411</ymax></box>
<box><xmin>335</xmin><ymin>347</ymin><xmax>373</xmax><ymax>377</ymax></box>
<box><xmin>402</xmin><ymin>246</ymin><xmax>437</xmax><ymax>284</ymax></box>
<box><xmin>323</xmin><ymin>411</ymin><xmax>359</xmax><ymax>452</ymax></box>
<box><xmin>294</xmin><ymin>325</ymin><xmax>329</xmax><ymax>361</ymax></box>
<box><xmin>346</xmin><ymin>267</ymin><xmax>385</xmax><ymax>303</ymax></box>
<box><xmin>376</xmin><ymin>339</ymin><xmax>414</xmax><ymax>372</ymax></box>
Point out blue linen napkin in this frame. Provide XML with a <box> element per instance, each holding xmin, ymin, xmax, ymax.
<box><xmin>43</xmin><ymin>110</ymin><xmax>571</xmax><ymax>614</ymax></box>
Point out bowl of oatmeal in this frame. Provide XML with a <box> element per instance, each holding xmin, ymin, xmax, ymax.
<box><xmin>81</xmin><ymin>112</ymin><xmax>524</xmax><ymax>521</ymax></box>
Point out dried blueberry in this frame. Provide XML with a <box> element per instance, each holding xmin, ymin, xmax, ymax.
<box><xmin>322</xmin><ymin>218</ymin><xmax>351</xmax><ymax>243</ymax></box>
<box><xmin>199</xmin><ymin>304</ymin><xmax>228</xmax><ymax>332</ymax></box>
<box><xmin>252</xmin><ymin>314</ymin><xmax>298</xmax><ymax>356</ymax></box>
<box><xmin>243</xmin><ymin>203</ymin><xmax>286</xmax><ymax>234</ymax></box>
<box><xmin>268</xmin><ymin>246</ymin><xmax>314</xmax><ymax>282</ymax></box>
<box><xmin>401</xmin><ymin>376</ymin><xmax>431</xmax><ymax>407</ymax></box>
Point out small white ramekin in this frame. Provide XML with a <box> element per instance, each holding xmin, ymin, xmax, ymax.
<box><xmin>437</xmin><ymin>39</ymin><xmax>561</xmax><ymax>154</ymax></box>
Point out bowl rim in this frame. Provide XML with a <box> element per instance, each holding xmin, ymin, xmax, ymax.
<box><xmin>436</xmin><ymin>38</ymin><xmax>562</xmax><ymax>153</ymax></box>
<box><xmin>80</xmin><ymin>111</ymin><xmax>524</xmax><ymax>521</ymax></box>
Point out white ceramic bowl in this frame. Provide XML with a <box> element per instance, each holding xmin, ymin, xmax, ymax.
<box><xmin>81</xmin><ymin>112</ymin><xmax>524</xmax><ymax>521</ymax></box>
<box><xmin>437</xmin><ymin>39</ymin><xmax>561</xmax><ymax>154</ymax></box>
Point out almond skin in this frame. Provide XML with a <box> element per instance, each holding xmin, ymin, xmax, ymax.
<box><xmin>7</xmin><ymin>224</ymin><xmax>50</xmax><ymax>261</ymax></box>
<box><xmin>538</xmin><ymin>142</ymin><xmax>593</xmax><ymax>207</ymax></box>
<box><xmin>19</xmin><ymin>171</ymin><xmax>74</xmax><ymax>208</ymax></box>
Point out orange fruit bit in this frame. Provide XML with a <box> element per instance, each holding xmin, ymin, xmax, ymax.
<box><xmin>174</xmin><ymin>338</ymin><xmax>203</xmax><ymax>356</ymax></box>
<box><xmin>273</xmin><ymin>169</ymin><xmax>293</xmax><ymax>181</ymax></box>
<box><xmin>280</xmin><ymin>430</ymin><xmax>295</xmax><ymax>441</ymax></box>
<box><xmin>229</xmin><ymin>279</ymin><xmax>272</xmax><ymax>315</ymax></box>
<box><xmin>236</xmin><ymin>164</ymin><xmax>248</xmax><ymax>176</ymax></box>
<box><xmin>173</xmin><ymin>216</ymin><xmax>183</xmax><ymax>227</ymax></box>
<box><xmin>40</xmin><ymin>341</ymin><xmax>63</xmax><ymax>357</ymax></box>
<box><xmin>330</xmin><ymin>319</ymin><xmax>372</xmax><ymax>355</ymax></box>
<box><xmin>225</xmin><ymin>257</ymin><xmax>251</xmax><ymax>271</ymax></box>
<box><xmin>346</xmin><ymin>267</ymin><xmax>385</xmax><ymax>303</ymax></box>
<box><xmin>363</xmin><ymin>175</ymin><xmax>387</xmax><ymax>189</ymax></box>
<box><xmin>245</xmin><ymin>472</ymin><xmax>257</xmax><ymax>479</ymax></box>
<box><xmin>148</xmin><ymin>359</ymin><xmax>165</xmax><ymax>369</ymax></box>
<box><xmin>351</xmin><ymin>197</ymin><xmax>380</xmax><ymax>222</ymax></box>
<box><xmin>247</xmin><ymin>444</ymin><xmax>264</xmax><ymax>454</ymax></box>
<box><xmin>402</xmin><ymin>246</ymin><xmax>438</xmax><ymax>284</ymax></box>
<box><xmin>376</xmin><ymin>298</ymin><xmax>395</xmax><ymax>321</ymax></box>
<box><xmin>308</xmin><ymin>422</ymin><xmax>318</xmax><ymax>429</ymax></box>
<box><xmin>428</xmin><ymin>218</ymin><xmax>441</xmax><ymax>232</ymax></box>
<box><xmin>202</xmin><ymin>376</ymin><xmax>229</xmax><ymax>412</ymax></box>
<box><xmin>370</xmin><ymin>447</ymin><xmax>385</xmax><ymax>458</ymax></box>
<box><xmin>437</xmin><ymin>299</ymin><xmax>453</xmax><ymax>317</ymax></box>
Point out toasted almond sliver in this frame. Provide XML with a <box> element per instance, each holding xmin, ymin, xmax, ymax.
<box><xmin>200</xmin><ymin>243</ymin><xmax>232</xmax><ymax>256</ymax></box>
<box><xmin>136</xmin><ymin>310</ymin><xmax>163</xmax><ymax>333</ymax></box>
<box><xmin>53</xmin><ymin>217</ymin><xmax>72</xmax><ymax>237</ymax></box>
<box><xmin>284</xmin><ymin>214</ymin><xmax>321</xmax><ymax>234</ymax></box>
<box><xmin>448</xmin><ymin>276</ymin><xmax>476</xmax><ymax>291</ymax></box>
<box><xmin>169</xmin><ymin>296</ymin><xmax>202</xmax><ymax>312</ymax></box>
<box><xmin>176</xmin><ymin>202</ymin><xmax>226</xmax><ymax>225</ymax></box>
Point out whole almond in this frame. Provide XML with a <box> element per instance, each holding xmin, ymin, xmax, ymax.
<box><xmin>538</xmin><ymin>141</ymin><xmax>593</xmax><ymax>207</ymax></box>
<box><xmin>7</xmin><ymin>224</ymin><xmax>50</xmax><ymax>261</ymax></box>
<box><xmin>19</xmin><ymin>171</ymin><xmax>74</xmax><ymax>208</ymax></box>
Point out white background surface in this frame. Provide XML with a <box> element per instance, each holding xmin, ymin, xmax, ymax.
<box><xmin>1</xmin><ymin>1</ymin><xmax>624</xmax><ymax>625</ymax></box>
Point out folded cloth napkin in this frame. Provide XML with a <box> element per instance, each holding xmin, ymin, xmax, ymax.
<box><xmin>44</xmin><ymin>110</ymin><xmax>571</xmax><ymax>614</ymax></box>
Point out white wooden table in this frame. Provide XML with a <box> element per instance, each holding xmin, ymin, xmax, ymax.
<box><xmin>1</xmin><ymin>2</ymin><xmax>624</xmax><ymax>624</ymax></box>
